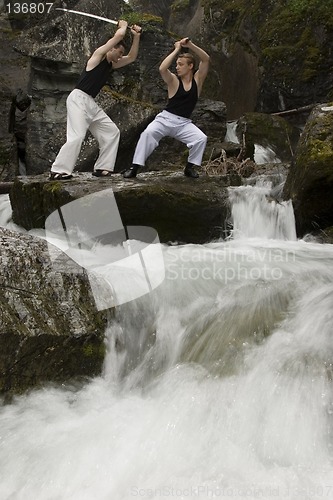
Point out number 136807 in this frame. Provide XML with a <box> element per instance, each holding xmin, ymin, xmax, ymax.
<box><xmin>6</xmin><ymin>3</ymin><xmax>54</xmax><ymax>14</ymax></box>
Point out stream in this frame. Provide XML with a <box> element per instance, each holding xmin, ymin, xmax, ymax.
<box><xmin>0</xmin><ymin>178</ymin><xmax>332</xmax><ymax>499</ymax></box>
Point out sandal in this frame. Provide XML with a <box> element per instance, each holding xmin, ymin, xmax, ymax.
<box><xmin>92</xmin><ymin>170</ymin><xmax>115</xmax><ymax>177</ymax></box>
<box><xmin>49</xmin><ymin>172</ymin><xmax>73</xmax><ymax>180</ymax></box>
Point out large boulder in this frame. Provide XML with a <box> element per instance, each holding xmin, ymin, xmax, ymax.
<box><xmin>0</xmin><ymin>227</ymin><xmax>108</xmax><ymax>396</ymax></box>
<box><xmin>138</xmin><ymin>0</ymin><xmax>333</xmax><ymax>117</ymax></box>
<box><xmin>283</xmin><ymin>103</ymin><xmax>333</xmax><ymax>235</ymax></box>
<box><xmin>9</xmin><ymin>170</ymin><xmax>240</xmax><ymax>243</ymax></box>
<box><xmin>235</xmin><ymin>112</ymin><xmax>301</xmax><ymax>162</ymax></box>
<box><xmin>13</xmin><ymin>0</ymin><xmax>174</xmax><ymax>175</ymax></box>
<box><xmin>26</xmin><ymin>85</ymin><xmax>157</xmax><ymax>175</ymax></box>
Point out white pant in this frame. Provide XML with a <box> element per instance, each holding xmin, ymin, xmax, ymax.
<box><xmin>133</xmin><ymin>110</ymin><xmax>207</xmax><ymax>167</ymax></box>
<box><xmin>51</xmin><ymin>89</ymin><xmax>120</xmax><ymax>175</ymax></box>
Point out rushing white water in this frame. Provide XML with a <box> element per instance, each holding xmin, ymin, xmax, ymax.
<box><xmin>228</xmin><ymin>181</ymin><xmax>297</xmax><ymax>241</ymax></box>
<box><xmin>0</xmin><ymin>195</ymin><xmax>16</xmax><ymax>230</ymax></box>
<box><xmin>254</xmin><ymin>145</ymin><xmax>281</xmax><ymax>164</ymax></box>
<box><xmin>1</xmin><ymin>188</ymin><xmax>333</xmax><ymax>500</ymax></box>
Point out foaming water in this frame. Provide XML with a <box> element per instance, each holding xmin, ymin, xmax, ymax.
<box><xmin>228</xmin><ymin>181</ymin><xmax>296</xmax><ymax>240</ymax></box>
<box><xmin>254</xmin><ymin>145</ymin><xmax>281</xmax><ymax>164</ymax></box>
<box><xmin>0</xmin><ymin>194</ymin><xmax>15</xmax><ymax>229</ymax></box>
<box><xmin>1</xmin><ymin>189</ymin><xmax>333</xmax><ymax>499</ymax></box>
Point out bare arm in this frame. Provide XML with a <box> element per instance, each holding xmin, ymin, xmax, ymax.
<box><xmin>180</xmin><ymin>39</ymin><xmax>210</xmax><ymax>94</ymax></box>
<box><xmin>86</xmin><ymin>20</ymin><xmax>128</xmax><ymax>71</ymax></box>
<box><xmin>112</xmin><ymin>25</ymin><xmax>142</xmax><ymax>69</ymax></box>
<box><xmin>159</xmin><ymin>41</ymin><xmax>182</xmax><ymax>94</ymax></box>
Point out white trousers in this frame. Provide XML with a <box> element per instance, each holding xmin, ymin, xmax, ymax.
<box><xmin>51</xmin><ymin>89</ymin><xmax>120</xmax><ymax>175</ymax></box>
<box><xmin>133</xmin><ymin>110</ymin><xmax>207</xmax><ymax>167</ymax></box>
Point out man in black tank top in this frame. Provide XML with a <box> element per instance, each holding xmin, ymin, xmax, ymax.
<box><xmin>123</xmin><ymin>38</ymin><xmax>210</xmax><ymax>179</ymax></box>
<box><xmin>50</xmin><ymin>20</ymin><xmax>142</xmax><ymax>180</ymax></box>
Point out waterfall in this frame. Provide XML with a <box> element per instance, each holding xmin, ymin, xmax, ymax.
<box><xmin>0</xmin><ymin>195</ymin><xmax>13</xmax><ymax>228</ymax></box>
<box><xmin>0</xmin><ymin>194</ymin><xmax>23</xmax><ymax>232</ymax></box>
<box><xmin>228</xmin><ymin>181</ymin><xmax>297</xmax><ymax>240</ymax></box>
<box><xmin>1</xmin><ymin>186</ymin><xmax>333</xmax><ymax>499</ymax></box>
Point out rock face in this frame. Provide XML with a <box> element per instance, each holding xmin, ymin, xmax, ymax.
<box><xmin>0</xmin><ymin>8</ymin><xmax>30</xmax><ymax>181</ymax></box>
<box><xmin>283</xmin><ymin>103</ymin><xmax>333</xmax><ymax>236</ymax></box>
<box><xmin>26</xmin><ymin>86</ymin><xmax>158</xmax><ymax>175</ymax></box>
<box><xmin>0</xmin><ymin>227</ymin><xmax>108</xmax><ymax>395</ymax></box>
<box><xmin>136</xmin><ymin>0</ymin><xmax>333</xmax><ymax>118</ymax></box>
<box><xmin>3</xmin><ymin>0</ymin><xmax>332</xmax><ymax>181</ymax></box>
<box><xmin>10</xmin><ymin>171</ymin><xmax>239</xmax><ymax>243</ymax></box>
<box><xmin>13</xmin><ymin>0</ymin><xmax>175</xmax><ymax>175</ymax></box>
<box><xmin>235</xmin><ymin>112</ymin><xmax>301</xmax><ymax>162</ymax></box>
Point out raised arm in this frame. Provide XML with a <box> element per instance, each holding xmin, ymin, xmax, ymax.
<box><xmin>112</xmin><ymin>25</ymin><xmax>142</xmax><ymax>69</ymax></box>
<box><xmin>180</xmin><ymin>39</ymin><xmax>210</xmax><ymax>94</ymax></box>
<box><xmin>86</xmin><ymin>20</ymin><xmax>128</xmax><ymax>71</ymax></box>
<box><xmin>159</xmin><ymin>41</ymin><xmax>182</xmax><ymax>94</ymax></box>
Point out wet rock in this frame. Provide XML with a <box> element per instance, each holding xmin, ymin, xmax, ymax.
<box><xmin>0</xmin><ymin>227</ymin><xmax>108</xmax><ymax>396</ymax></box>
<box><xmin>9</xmin><ymin>170</ymin><xmax>240</xmax><ymax>243</ymax></box>
<box><xmin>283</xmin><ymin>103</ymin><xmax>333</xmax><ymax>236</ymax></box>
<box><xmin>236</xmin><ymin>112</ymin><xmax>301</xmax><ymax>162</ymax></box>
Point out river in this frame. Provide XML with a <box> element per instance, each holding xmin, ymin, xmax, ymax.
<box><xmin>0</xmin><ymin>180</ymin><xmax>332</xmax><ymax>499</ymax></box>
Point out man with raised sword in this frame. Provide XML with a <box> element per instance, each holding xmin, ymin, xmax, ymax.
<box><xmin>50</xmin><ymin>20</ymin><xmax>142</xmax><ymax>180</ymax></box>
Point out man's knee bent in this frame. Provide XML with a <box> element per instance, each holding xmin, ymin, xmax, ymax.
<box><xmin>198</xmin><ymin>132</ymin><xmax>207</xmax><ymax>146</ymax></box>
<box><xmin>138</xmin><ymin>127</ymin><xmax>160</xmax><ymax>147</ymax></box>
<box><xmin>114</xmin><ymin>125</ymin><xmax>120</xmax><ymax>140</ymax></box>
<box><xmin>107</xmin><ymin>122</ymin><xmax>120</xmax><ymax>137</ymax></box>
<box><xmin>190</xmin><ymin>132</ymin><xmax>207</xmax><ymax>149</ymax></box>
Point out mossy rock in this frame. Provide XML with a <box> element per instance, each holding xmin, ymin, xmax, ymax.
<box><xmin>283</xmin><ymin>103</ymin><xmax>333</xmax><ymax>235</ymax></box>
<box><xmin>236</xmin><ymin>112</ymin><xmax>300</xmax><ymax>162</ymax></box>
<box><xmin>0</xmin><ymin>227</ymin><xmax>109</xmax><ymax>396</ymax></box>
<box><xmin>10</xmin><ymin>170</ymin><xmax>240</xmax><ymax>243</ymax></box>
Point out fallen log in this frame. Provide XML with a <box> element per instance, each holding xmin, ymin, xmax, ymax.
<box><xmin>0</xmin><ymin>182</ymin><xmax>14</xmax><ymax>194</ymax></box>
<box><xmin>272</xmin><ymin>104</ymin><xmax>316</xmax><ymax>117</ymax></box>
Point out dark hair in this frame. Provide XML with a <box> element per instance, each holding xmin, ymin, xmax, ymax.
<box><xmin>101</xmin><ymin>35</ymin><xmax>127</xmax><ymax>51</ymax></box>
<box><xmin>114</xmin><ymin>40</ymin><xmax>127</xmax><ymax>51</ymax></box>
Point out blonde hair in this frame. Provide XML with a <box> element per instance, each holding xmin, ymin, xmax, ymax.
<box><xmin>177</xmin><ymin>52</ymin><xmax>197</xmax><ymax>72</ymax></box>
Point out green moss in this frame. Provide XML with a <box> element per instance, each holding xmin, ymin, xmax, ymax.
<box><xmin>307</xmin><ymin>139</ymin><xmax>333</xmax><ymax>163</ymax></box>
<box><xmin>122</xmin><ymin>12</ymin><xmax>163</xmax><ymax>32</ymax></box>
<box><xmin>104</xmin><ymin>89</ymin><xmax>157</xmax><ymax>110</ymax></box>
<box><xmin>289</xmin><ymin>0</ymin><xmax>333</xmax><ymax>16</ymax></box>
<box><xmin>171</xmin><ymin>0</ymin><xmax>190</xmax><ymax>13</ymax></box>
<box><xmin>82</xmin><ymin>343</ymin><xmax>106</xmax><ymax>358</ymax></box>
<box><xmin>44</xmin><ymin>181</ymin><xmax>63</xmax><ymax>194</ymax></box>
<box><xmin>258</xmin><ymin>0</ymin><xmax>333</xmax><ymax>89</ymax></box>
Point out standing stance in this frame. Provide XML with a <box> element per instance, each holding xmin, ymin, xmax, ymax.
<box><xmin>50</xmin><ymin>20</ymin><xmax>142</xmax><ymax>180</ymax></box>
<box><xmin>123</xmin><ymin>38</ymin><xmax>210</xmax><ymax>179</ymax></box>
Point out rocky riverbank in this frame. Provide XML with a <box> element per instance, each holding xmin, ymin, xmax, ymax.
<box><xmin>0</xmin><ymin>226</ymin><xmax>108</xmax><ymax>397</ymax></box>
<box><xmin>10</xmin><ymin>170</ymin><xmax>241</xmax><ymax>243</ymax></box>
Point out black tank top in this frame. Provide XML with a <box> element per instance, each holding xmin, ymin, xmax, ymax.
<box><xmin>165</xmin><ymin>77</ymin><xmax>198</xmax><ymax>118</ymax></box>
<box><xmin>76</xmin><ymin>58</ymin><xmax>112</xmax><ymax>98</ymax></box>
